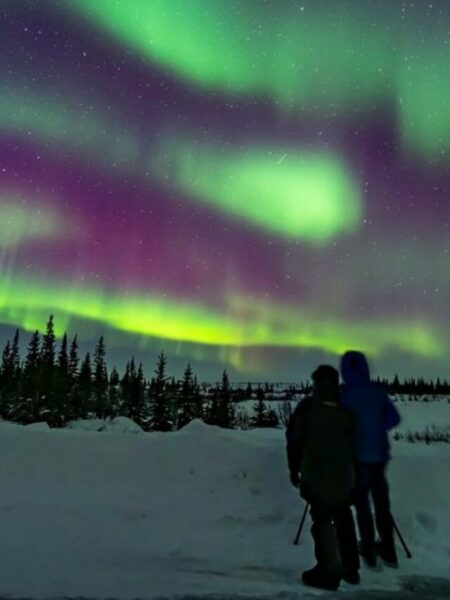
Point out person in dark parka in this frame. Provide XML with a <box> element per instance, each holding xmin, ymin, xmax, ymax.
<box><xmin>340</xmin><ymin>351</ymin><xmax>401</xmax><ymax>568</ymax></box>
<box><xmin>286</xmin><ymin>365</ymin><xmax>360</xmax><ymax>591</ymax></box>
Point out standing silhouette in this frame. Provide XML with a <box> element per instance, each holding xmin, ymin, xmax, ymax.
<box><xmin>286</xmin><ymin>365</ymin><xmax>360</xmax><ymax>591</ymax></box>
<box><xmin>340</xmin><ymin>351</ymin><xmax>401</xmax><ymax>568</ymax></box>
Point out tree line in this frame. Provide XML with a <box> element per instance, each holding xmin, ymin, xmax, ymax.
<box><xmin>0</xmin><ymin>316</ymin><xmax>448</xmax><ymax>430</ymax></box>
<box><xmin>0</xmin><ymin>316</ymin><xmax>273</xmax><ymax>430</ymax></box>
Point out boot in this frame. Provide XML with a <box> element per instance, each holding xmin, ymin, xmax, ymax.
<box><xmin>305</xmin><ymin>519</ymin><xmax>342</xmax><ymax>589</ymax></box>
<box><xmin>375</xmin><ymin>539</ymin><xmax>398</xmax><ymax>568</ymax></box>
<box><xmin>302</xmin><ymin>565</ymin><xmax>340</xmax><ymax>591</ymax></box>
<box><xmin>341</xmin><ymin>569</ymin><xmax>361</xmax><ymax>585</ymax></box>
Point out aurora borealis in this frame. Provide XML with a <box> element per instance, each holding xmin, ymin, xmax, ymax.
<box><xmin>0</xmin><ymin>1</ymin><xmax>449</xmax><ymax>380</ymax></box>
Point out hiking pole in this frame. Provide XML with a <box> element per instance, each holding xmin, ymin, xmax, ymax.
<box><xmin>392</xmin><ymin>515</ymin><xmax>412</xmax><ymax>559</ymax></box>
<box><xmin>293</xmin><ymin>502</ymin><xmax>309</xmax><ymax>546</ymax></box>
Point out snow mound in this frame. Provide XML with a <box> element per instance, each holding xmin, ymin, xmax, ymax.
<box><xmin>106</xmin><ymin>416</ymin><xmax>143</xmax><ymax>434</ymax></box>
<box><xmin>25</xmin><ymin>421</ymin><xmax>50</xmax><ymax>430</ymax></box>
<box><xmin>177</xmin><ymin>418</ymin><xmax>215</xmax><ymax>434</ymax></box>
<box><xmin>67</xmin><ymin>417</ymin><xmax>143</xmax><ymax>434</ymax></box>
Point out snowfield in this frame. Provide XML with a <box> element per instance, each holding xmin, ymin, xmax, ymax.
<box><xmin>0</xmin><ymin>409</ymin><xmax>449</xmax><ymax>598</ymax></box>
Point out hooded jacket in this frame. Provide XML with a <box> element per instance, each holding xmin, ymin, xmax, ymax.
<box><xmin>340</xmin><ymin>351</ymin><xmax>401</xmax><ymax>463</ymax></box>
<box><xmin>286</xmin><ymin>393</ymin><xmax>356</xmax><ymax>508</ymax></box>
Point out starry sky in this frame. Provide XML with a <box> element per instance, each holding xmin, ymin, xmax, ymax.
<box><xmin>0</xmin><ymin>0</ymin><xmax>449</xmax><ymax>381</ymax></box>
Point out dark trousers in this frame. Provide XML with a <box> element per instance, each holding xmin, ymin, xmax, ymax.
<box><xmin>309</xmin><ymin>503</ymin><xmax>360</xmax><ymax>575</ymax></box>
<box><xmin>354</xmin><ymin>462</ymin><xmax>394</xmax><ymax>552</ymax></box>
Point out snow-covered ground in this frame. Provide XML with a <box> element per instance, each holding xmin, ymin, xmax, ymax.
<box><xmin>0</xmin><ymin>407</ymin><xmax>449</xmax><ymax>599</ymax></box>
<box><xmin>236</xmin><ymin>395</ymin><xmax>450</xmax><ymax>437</ymax></box>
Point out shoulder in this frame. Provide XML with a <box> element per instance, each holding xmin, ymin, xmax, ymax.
<box><xmin>288</xmin><ymin>396</ymin><xmax>313</xmax><ymax>426</ymax></box>
<box><xmin>294</xmin><ymin>396</ymin><xmax>314</xmax><ymax>415</ymax></box>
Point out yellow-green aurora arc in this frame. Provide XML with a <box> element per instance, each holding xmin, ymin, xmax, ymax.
<box><xmin>0</xmin><ymin>276</ymin><xmax>442</xmax><ymax>360</ymax></box>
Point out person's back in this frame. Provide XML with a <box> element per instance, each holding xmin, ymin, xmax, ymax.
<box><xmin>286</xmin><ymin>365</ymin><xmax>360</xmax><ymax>591</ymax></box>
<box><xmin>339</xmin><ymin>351</ymin><xmax>401</xmax><ymax>568</ymax></box>
<box><xmin>299</xmin><ymin>400</ymin><xmax>356</xmax><ymax>509</ymax></box>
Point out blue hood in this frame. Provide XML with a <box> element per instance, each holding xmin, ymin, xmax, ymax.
<box><xmin>341</xmin><ymin>351</ymin><xmax>371</xmax><ymax>385</ymax></box>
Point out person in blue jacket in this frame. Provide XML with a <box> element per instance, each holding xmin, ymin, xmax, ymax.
<box><xmin>340</xmin><ymin>350</ymin><xmax>401</xmax><ymax>568</ymax></box>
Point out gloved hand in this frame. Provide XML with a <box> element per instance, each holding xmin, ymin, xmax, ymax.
<box><xmin>290</xmin><ymin>471</ymin><xmax>300</xmax><ymax>488</ymax></box>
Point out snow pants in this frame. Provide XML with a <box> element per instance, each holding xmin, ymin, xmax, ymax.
<box><xmin>309</xmin><ymin>503</ymin><xmax>360</xmax><ymax>576</ymax></box>
<box><xmin>354</xmin><ymin>461</ymin><xmax>395</xmax><ymax>553</ymax></box>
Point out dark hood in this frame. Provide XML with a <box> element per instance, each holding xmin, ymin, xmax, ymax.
<box><xmin>340</xmin><ymin>351</ymin><xmax>371</xmax><ymax>385</ymax></box>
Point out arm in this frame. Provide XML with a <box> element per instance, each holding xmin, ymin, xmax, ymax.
<box><xmin>286</xmin><ymin>400</ymin><xmax>309</xmax><ymax>486</ymax></box>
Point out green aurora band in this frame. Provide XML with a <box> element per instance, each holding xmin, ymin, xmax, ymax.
<box><xmin>67</xmin><ymin>0</ymin><xmax>450</xmax><ymax>159</ymax></box>
<box><xmin>0</xmin><ymin>276</ymin><xmax>443</xmax><ymax>363</ymax></box>
<box><xmin>152</xmin><ymin>140</ymin><xmax>361</xmax><ymax>242</ymax></box>
<box><xmin>2</xmin><ymin>88</ymin><xmax>361</xmax><ymax>243</ymax></box>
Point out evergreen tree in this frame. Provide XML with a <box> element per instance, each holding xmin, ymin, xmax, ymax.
<box><xmin>0</xmin><ymin>340</ymin><xmax>12</xmax><ymax>418</ymax></box>
<box><xmin>119</xmin><ymin>360</ymin><xmax>132</xmax><ymax>417</ymax></box>
<box><xmin>20</xmin><ymin>330</ymin><xmax>41</xmax><ymax>421</ymax></box>
<box><xmin>392</xmin><ymin>374</ymin><xmax>401</xmax><ymax>395</ymax></box>
<box><xmin>215</xmin><ymin>370</ymin><xmax>234</xmax><ymax>428</ymax></box>
<box><xmin>120</xmin><ymin>357</ymin><xmax>147</xmax><ymax>426</ymax></box>
<box><xmin>68</xmin><ymin>335</ymin><xmax>79</xmax><ymax>383</ymax></box>
<box><xmin>148</xmin><ymin>352</ymin><xmax>172</xmax><ymax>431</ymax></box>
<box><xmin>130</xmin><ymin>362</ymin><xmax>148</xmax><ymax>428</ymax></box>
<box><xmin>9</xmin><ymin>329</ymin><xmax>21</xmax><ymax>385</ymax></box>
<box><xmin>93</xmin><ymin>336</ymin><xmax>109</xmax><ymax>418</ymax></box>
<box><xmin>39</xmin><ymin>315</ymin><xmax>57</xmax><ymax>423</ymax></box>
<box><xmin>52</xmin><ymin>332</ymin><xmax>71</xmax><ymax>426</ymax></box>
<box><xmin>108</xmin><ymin>366</ymin><xmax>120</xmax><ymax>417</ymax></box>
<box><xmin>76</xmin><ymin>352</ymin><xmax>92</xmax><ymax>419</ymax></box>
<box><xmin>176</xmin><ymin>363</ymin><xmax>202</xmax><ymax>429</ymax></box>
<box><xmin>40</xmin><ymin>315</ymin><xmax>56</xmax><ymax>373</ymax></box>
<box><xmin>204</xmin><ymin>383</ymin><xmax>221</xmax><ymax>426</ymax></box>
<box><xmin>251</xmin><ymin>396</ymin><xmax>279</xmax><ymax>428</ymax></box>
<box><xmin>57</xmin><ymin>333</ymin><xmax>69</xmax><ymax>378</ymax></box>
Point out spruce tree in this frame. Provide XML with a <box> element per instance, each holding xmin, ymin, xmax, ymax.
<box><xmin>0</xmin><ymin>340</ymin><xmax>12</xmax><ymax>418</ymax></box>
<box><xmin>57</xmin><ymin>333</ymin><xmax>69</xmax><ymax>377</ymax></box>
<box><xmin>39</xmin><ymin>315</ymin><xmax>57</xmax><ymax>423</ymax></box>
<box><xmin>120</xmin><ymin>357</ymin><xmax>147</xmax><ymax>426</ymax></box>
<box><xmin>176</xmin><ymin>363</ymin><xmax>202</xmax><ymax>429</ymax></box>
<box><xmin>204</xmin><ymin>372</ymin><xmax>234</xmax><ymax>428</ymax></box>
<box><xmin>212</xmin><ymin>370</ymin><xmax>234</xmax><ymax>428</ymax></box>
<box><xmin>130</xmin><ymin>362</ymin><xmax>148</xmax><ymax>429</ymax></box>
<box><xmin>148</xmin><ymin>352</ymin><xmax>172</xmax><ymax>431</ymax></box>
<box><xmin>68</xmin><ymin>335</ymin><xmax>79</xmax><ymax>383</ymax></box>
<box><xmin>108</xmin><ymin>366</ymin><xmax>120</xmax><ymax>417</ymax></box>
<box><xmin>251</xmin><ymin>397</ymin><xmax>279</xmax><ymax>428</ymax></box>
<box><xmin>53</xmin><ymin>332</ymin><xmax>71</xmax><ymax>426</ymax></box>
<box><xmin>21</xmin><ymin>330</ymin><xmax>41</xmax><ymax>421</ymax></box>
<box><xmin>40</xmin><ymin>315</ymin><xmax>56</xmax><ymax>373</ymax></box>
<box><xmin>93</xmin><ymin>336</ymin><xmax>109</xmax><ymax>418</ymax></box>
<box><xmin>10</xmin><ymin>330</ymin><xmax>21</xmax><ymax>386</ymax></box>
<box><xmin>205</xmin><ymin>383</ymin><xmax>221</xmax><ymax>426</ymax></box>
<box><xmin>76</xmin><ymin>352</ymin><xmax>92</xmax><ymax>419</ymax></box>
<box><xmin>1</xmin><ymin>331</ymin><xmax>23</xmax><ymax>422</ymax></box>
<box><xmin>119</xmin><ymin>361</ymin><xmax>131</xmax><ymax>417</ymax></box>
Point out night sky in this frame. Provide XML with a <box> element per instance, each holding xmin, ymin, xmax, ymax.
<box><xmin>1</xmin><ymin>0</ymin><xmax>449</xmax><ymax>381</ymax></box>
